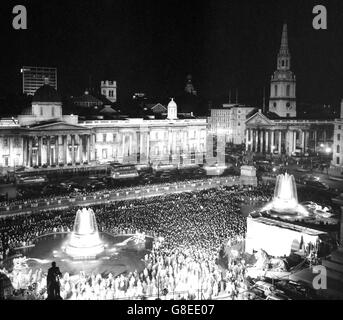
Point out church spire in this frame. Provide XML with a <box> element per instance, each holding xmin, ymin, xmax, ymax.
<box><xmin>277</xmin><ymin>23</ymin><xmax>291</xmax><ymax>71</ymax></box>
<box><xmin>279</xmin><ymin>23</ymin><xmax>289</xmax><ymax>56</ymax></box>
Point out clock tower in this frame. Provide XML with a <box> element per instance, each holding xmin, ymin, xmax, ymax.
<box><xmin>269</xmin><ymin>23</ymin><xmax>296</xmax><ymax>118</ymax></box>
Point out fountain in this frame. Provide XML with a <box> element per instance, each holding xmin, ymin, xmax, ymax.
<box><xmin>64</xmin><ymin>208</ymin><xmax>105</xmax><ymax>260</ymax></box>
<box><xmin>261</xmin><ymin>172</ymin><xmax>308</xmax><ymax>216</ymax></box>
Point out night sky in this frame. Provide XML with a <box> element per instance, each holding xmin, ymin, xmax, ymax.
<box><xmin>1</xmin><ymin>0</ymin><xmax>343</xmax><ymax>107</ymax></box>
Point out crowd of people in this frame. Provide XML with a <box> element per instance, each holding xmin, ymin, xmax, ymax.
<box><xmin>0</xmin><ymin>183</ymin><xmax>274</xmax><ymax>300</ymax></box>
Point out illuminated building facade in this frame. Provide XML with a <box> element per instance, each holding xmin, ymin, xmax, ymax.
<box><xmin>0</xmin><ymin>85</ymin><xmax>207</xmax><ymax>171</ymax></box>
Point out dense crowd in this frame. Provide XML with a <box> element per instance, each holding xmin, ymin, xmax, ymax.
<box><xmin>0</xmin><ymin>184</ymin><xmax>274</xmax><ymax>300</ymax></box>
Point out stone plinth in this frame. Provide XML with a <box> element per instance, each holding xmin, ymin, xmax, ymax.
<box><xmin>240</xmin><ymin>165</ymin><xmax>257</xmax><ymax>186</ymax></box>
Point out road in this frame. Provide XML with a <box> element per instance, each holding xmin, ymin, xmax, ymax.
<box><xmin>0</xmin><ymin>176</ymin><xmax>241</xmax><ymax>218</ymax></box>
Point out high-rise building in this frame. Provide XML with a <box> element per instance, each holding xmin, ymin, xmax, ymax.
<box><xmin>101</xmin><ymin>80</ymin><xmax>117</xmax><ymax>103</ymax></box>
<box><xmin>21</xmin><ymin>66</ymin><xmax>57</xmax><ymax>96</ymax></box>
<box><xmin>268</xmin><ymin>24</ymin><xmax>296</xmax><ymax>118</ymax></box>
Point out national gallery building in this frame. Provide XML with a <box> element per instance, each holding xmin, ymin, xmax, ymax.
<box><xmin>0</xmin><ymin>85</ymin><xmax>208</xmax><ymax>172</ymax></box>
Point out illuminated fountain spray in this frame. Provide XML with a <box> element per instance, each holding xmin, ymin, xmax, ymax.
<box><xmin>262</xmin><ymin>172</ymin><xmax>308</xmax><ymax>216</ymax></box>
<box><xmin>65</xmin><ymin>208</ymin><xmax>104</xmax><ymax>259</ymax></box>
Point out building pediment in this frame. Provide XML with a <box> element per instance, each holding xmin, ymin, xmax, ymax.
<box><xmin>28</xmin><ymin>121</ymin><xmax>90</xmax><ymax>132</ymax></box>
<box><xmin>246</xmin><ymin>112</ymin><xmax>274</xmax><ymax>126</ymax></box>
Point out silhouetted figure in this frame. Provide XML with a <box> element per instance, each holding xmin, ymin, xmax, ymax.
<box><xmin>46</xmin><ymin>262</ymin><xmax>62</xmax><ymax>300</ymax></box>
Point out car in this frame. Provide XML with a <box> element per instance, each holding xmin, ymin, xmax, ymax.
<box><xmin>302</xmin><ymin>174</ymin><xmax>320</xmax><ymax>182</ymax></box>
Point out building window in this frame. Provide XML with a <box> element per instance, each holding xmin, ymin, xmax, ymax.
<box><xmin>339</xmin><ymin>125</ymin><xmax>341</xmax><ymax>130</ymax></box>
<box><xmin>286</xmin><ymin>85</ymin><xmax>290</xmax><ymax>97</ymax></box>
<box><xmin>102</xmin><ymin>149</ymin><xmax>107</xmax><ymax>159</ymax></box>
<box><xmin>109</xmin><ymin>90</ymin><xmax>113</xmax><ymax>97</ymax></box>
<box><xmin>338</xmin><ymin>134</ymin><xmax>341</xmax><ymax>141</ymax></box>
<box><xmin>3</xmin><ymin>138</ymin><xmax>8</xmax><ymax>147</ymax></box>
<box><xmin>286</xmin><ymin>113</ymin><xmax>290</xmax><ymax>117</ymax></box>
<box><xmin>337</xmin><ymin>157</ymin><xmax>340</xmax><ymax>165</ymax></box>
<box><xmin>4</xmin><ymin>156</ymin><xmax>9</xmax><ymax>167</ymax></box>
<box><xmin>238</xmin><ymin>122</ymin><xmax>241</xmax><ymax>126</ymax></box>
<box><xmin>102</xmin><ymin>90</ymin><xmax>106</xmax><ymax>95</ymax></box>
<box><xmin>103</xmin><ymin>134</ymin><xmax>107</xmax><ymax>142</ymax></box>
<box><xmin>337</xmin><ymin>145</ymin><xmax>340</xmax><ymax>154</ymax></box>
<box><xmin>274</xmin><ymin>85</ymin><xmax>278</xmax><ymax>96</ymax></box>
<box><xmin>273</xmin><ymin>102</ymin><xmax>277</xmax><ymax>108</ymax></box>
<box><xmin>14</xmin><ymin>138</ymin><xmax>20</xmax><ymax>147</ymax></box>
<box><xmin>113</xmin><ymin>133</ymin><xmax>116</xmax><ymax>142</ymax></box>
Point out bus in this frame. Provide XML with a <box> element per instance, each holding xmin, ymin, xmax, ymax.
<box><xmin>109</xmin><ymin>164</ymin><xmax>139</xmax><ymax>180</ymax></box>
<box><xmin>16</xmin><ymin>175</ymin><xmax>47</xmax><ymax>185</ymax></box>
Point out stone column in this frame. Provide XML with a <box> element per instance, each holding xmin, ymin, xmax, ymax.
<box><xmin>302</xmin><ymin>131</ymin><xmax>306</xmax><ymax>154</ymax></box>
<box><xmin>78</xmin><ymin>135</ymin><xmax>83</xmax><ymax>163</ymax></box>
<box><xmin>28</xmin><ymin>137</ymin><xmax>33</xmax><ymax>167</ymax></box>
<box><xmin>71</xmin><ymin>135</ymin><xmax>75</xmax><ymax>164</ymax></box>
<box><xmin>38</xmin><ymin>136</ymin><xmax>42</xmax><ymax>166</ymax></box>
<box><xmin>278</xmin><ymin>131</ymin><xmax>282</xmax><ymax>153</ymax></box>
<box><xmin>245</xmin><ymin>129</ymin><xmax>249</xmax><ymax>151</ymax></box>
<box><xmin>260</xmin><ymin>130</ymin><xmax>264</xmax><ymax>153</ymax></box>
<box><xmin>314</xmin><ymin>131</ymin><xmax>317</xmax><ymax>152</ymax></box>
<box><xmin>47</xmin><ymin>136</ymin><xmax>51</xmax><ymax>166</ymax></box>
<box><xmin>293</xmin><ymin>131</ymin><xmax>297</xmax><ymax>152</ymax></box>
<box><xmin>63</xmin><ymin>135</ymin><xmax>68</xmax><ymax>164</ymax></box>
<box><xmin>136</xmin><ymin>131</ymin><xmax>141</xmax><ymax>163</ymax></box>
<box><xmin>255</xmin><ymin>130</ymin><xmax>258</xmax><ymax>152</ymax></box>
<box><xmin>287</xmin><ymin>131</ymin><xmax>292</xmax><ymax>155</ymax></box>
<box><xmin>265</xmin><ymin>130</ymin><xmax>269</xmax><ymax>153</ymax></box>
<box><xmin>87</xmin><ymin>135</ymin><xmax>91</xmax><ymax>163</ymax></box>
<box><xmin>23</xmin><ymin>137</ymin><xmax>27</xmax><ymax>167</ymax></box>
<box><xmin>271</xmin><ymin>130</ymin><xmax>274</xmax><ymax>153</ymax></box>
<box><xmin>55</xmin><ymin>136</ymin><xmax>59</xmax><ymax>164</ymax></box>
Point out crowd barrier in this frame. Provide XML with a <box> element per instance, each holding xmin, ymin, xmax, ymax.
<box><xmin>0</xmin><ymin>176</ymin><xmax>242</xmax><ymax>216</ymax></box>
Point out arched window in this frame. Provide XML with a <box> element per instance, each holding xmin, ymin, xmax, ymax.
<box><xmin>274</xmin><ymin>85</ymin><xmax>278</xmax><ymax>96</ymax></box>
<box><xmin>286</xmin><ymin>85</ymin><xmax>290</xmax><ymax>97</ymax></box>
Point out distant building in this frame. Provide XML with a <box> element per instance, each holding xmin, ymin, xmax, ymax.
<box><xmin>246</xmin><ymin>23</ymin><xmax>334</xmax><ymax>157</ymax></box>
<box><xmin>330</xmin><ymin>100</ymin><xmax>343</xmax><ymax>174</ymax></box>
<box><xmin>184</xmin><ymin>74</ymin><xmax>197</xmax><ymax>96</ymax></box>
<box><xmin>209</xmin><ymin>104</ymin><xmax>256</xmax><ymax>145</ymax></box>
<box><xmin>73</xmin><ymin>91</ymin><xmax>103</xmax><ymax>108</ymax></box>
<box><xmin>21</xmin><ymin>66</ymin><xmax>57</xmax><ymax>96</ymax></box>
<box><xmin>101</xmin><ymin>80</ymin><xmax>117</xmax><ymax>103</ymax></box>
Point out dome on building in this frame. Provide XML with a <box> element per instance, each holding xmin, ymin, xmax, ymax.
<box><xmin>168</xmin><ymin>98</ymin><xmax>177</xmax><ymax>108</ymax></box>
<box><xmin>32</xmin><ymin>84</ymin><xmax>61</xmax><ymax>103</ymax></box>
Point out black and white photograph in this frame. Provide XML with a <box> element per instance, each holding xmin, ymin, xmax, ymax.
<box><xmin>0</xmin><ymin>0</ymin><xmax>343</xmax><ymax>308</ymax></box>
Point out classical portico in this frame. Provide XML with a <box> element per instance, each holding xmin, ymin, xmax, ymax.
<box><xmin>245</xmin><ymin>111</ymin><xmax>333</xmax><ymax>156</ymax></box>
<box><xmin>23</xmin><ymin>122</ymin><xmax>92</xmax><ymax>168</ymax></box>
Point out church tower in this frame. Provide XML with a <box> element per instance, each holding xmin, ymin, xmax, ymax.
<box><xmin>269</xmin><ymin>23</ymin><xmax>296</xmax><ymax>117</ymax></box>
